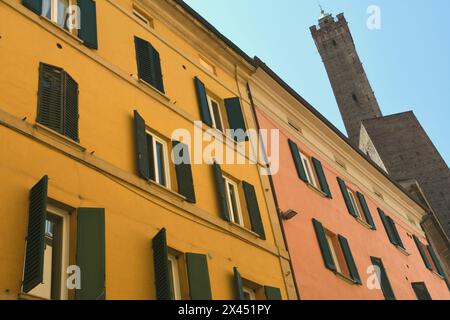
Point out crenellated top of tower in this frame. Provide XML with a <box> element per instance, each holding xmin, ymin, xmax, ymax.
<box><xmin>310</xmin><ymin>12</ymin><xmax>348</xmax><ymax>35</ymax></box>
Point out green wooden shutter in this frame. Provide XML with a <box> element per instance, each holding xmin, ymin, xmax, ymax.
<box><xmin>225</xmin><ymin>97</ymin><xmax>247</xmax><ymax>142</ymax></box>
<box><xmin>312</xmin><ymin>219</ymin><xmax>336</xmax><ymax>272</ymax></box>
<box><xmin>194</xmin><ymin>77</ymin><xmax>213</xmax><ymax>127</ymax></box>
<box><xmin>134</xmin><ymin>37</ymin><xmax>164</xmax><ymax>93</ymax></box>
<box><xmin>186</xmin><ymin>253</ymin><xmax>212</xmax><ymax>300</ymax></box>
<box><xmin>413</xmin><ymin>235</ymin><xmax>432</xmax><ymax>270</ymax></box>
<box><xmin>63</xmin><ymin>72</ymin><xmax>79</xmax><ymax>142</ymax></box>
<box><xmin>356</xmin><ymin>192</ymin><xmax>376</xmax><ymax>229</ymax></box>
<box><xmin>23</xmin><ymin>175</ymin><xmax>48</xmax><ymax>293</ymax></box>
<box><xmin>233</xmin><ymin>267</ymin><xmax>245</xmax><ymax>300</ymax></box>
<box><xmin>76</xmin><ymin>208</ymin><xmax>105</xmax><ymax>300</ymax></box>
<box><xmin>370</xmin><ymin>256</ymin><xmax>396</xmax><ymax>300</ymax></box>
<box><xmin>427</xmin><ymin>245</ymin><xmax>445</xmax><ymax>277</ymax></box>
<box><xmin>378</xmin><ymin>208</ymin><xmax>398</xmax><ymax>246</ymax></box>
<box><xmin>338</xmin><ymin>235</ymin><xmax>361</xmax><ymax>284</ymax></box>
<box><xmin>242</xmin><ymin>181</ymin><xmax>265</xmax><ymax>239</ymax></box>
<box><xmin>212</xmin><ymin>162</ymin><xmax>230</xmax><ymax>222</ymax></box>
<box><xmin>312</xmin><ymin>157</ymin><xmax>332</xmax><ymax>198</ymax></box>
<box><xmin>288</xmin><ymin>139</ymin><xmax>308</xmax><ymax>182</ymax></box>
<box><xmin>152</xmin><ymin>228</ymin><xmax>172</xmax><ymax>300</ymax></box>
<box><xmin>387</xmin><ymin>216</ymin><xmax>404</xmax><ymax>249</ymax></box>
<box><xmin>151</xmin><ymin>47</ymin><xmax>165</xmax><ymax>93</ymax></box>
<box><xmin>337</xmin><ymin>177</ymin><xmax>357</xmax><ymax>218</ymax></box>
<box><xmin>264</xmin><ymin>286</ymin><xmax>282</xmax><ymax>300</ymax></box>
<box><xmin>172</xmin><ymin>141</ymin><xmax>196</xmax><ymax>203</ymax></box>
<box><xmin>78</xmin><ymin>0</ymin><xmax>98</xmax><ymax>49</ymax></box>
<box><xmin>412</xmin><ymin>282</ymin><xmax>432</xmax><ymax>300</ymax></box>
<box><xmin>22</xmin><ymin>0</ymin><xmax>42</xmax><ymax>15</ymax></box>
<box><xmin>133</xmin><ymin>110</ymin><xmax>150</xmax><ymax>180</ymax></box>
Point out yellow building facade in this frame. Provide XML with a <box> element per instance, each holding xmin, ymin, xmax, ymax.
<box><xmin>0</xmin><ymin>0</ymin><xmax>297</xmax><ymax>300</ymax></box>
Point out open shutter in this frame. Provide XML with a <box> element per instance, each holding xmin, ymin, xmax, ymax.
<box><xmin>312</xmin><ymin>157</ymin><xmax>332</xmax><ymax>198</ymax></box>
<box><xmin>194</xmin><ymin>77</ymin><xmax>213</xmax><ymax>127</ymax></box>
<box><xmin>172</xmin><ymin>141</ymin><xmax>196</xmax><ymax>203</ymax></box>
<box><xmin>387</xmin><ymin>216</ymin><xmax>404</xmax><ymax>249</ymax></box>
<box><xmin>370</xmin><ymin>257</ymin><xmax>396</xmax><ymax>300</ymax></box>
<box><xmin>413</xmin><ymin>235</ymin><xmax>432</xmax><ymax>270</ymax></box>
<box><xmin>242</xmin><ymin>181</ymin><xmax>265</xmax><ymax>239</ymax></box>
<box><xmin>151</xmin><ymin>47</ymin><xmax>164</xmax><ymax>93</ymax></box>
<box><xmin>378</xmin><ymin>209</ymin><xmax>398</xmax><ymax>246</ymax></box>
<box><xmin>427</xmin><ymin>245</ymin><xmax>445</xmax><ymax>277</ymax></box>
<box><xmin>356</xmin><ymin>192</ymin><xmax>376</xmax><ymax>229</ymax></box>
<box><xmin>134</xmin><ymin>37</ymin><xmax>164</xmax><ymax>93</ymax></box>
<box><xmin>23</xmin><ymin>176</ymin><xmax>48</xmax><ymax>293</ymax></box>
<box><xmin>134</xmin><ymin>110</ymin><xmax>150</xmax><ymax>180</ymax></box>
<box><xmin>412</xmin><ymin>282</ymin><xmax>432</xmax><ymax>300</ymax></box>
<box><xmin>338</xmin><ymin>235</ymin><xmax>361</xmax><ymax>284</ymax></box>
<box><xmin>233</xmin><ymin>267</ymin><xmax>245</xmax><ymax>300</ymax></box>
<box><xmin>78</xmin><ymin>0</ymin><xmax>98</xmax><ymax>49</ymax></box>
<box><xmin>225</xmin><ymin>97</ymin><xmax>247</xmax><ymax>142</ymax></box>
<box><xmin>186</xmin><ymin>253</ymin><xmax>212</xmax><ymax>300</ymax></box>
<box><xmin>312</xmin><ymin>219</ymin><xmax>336</xmax><ymax>272</ymax></box>
<box><xmin>76</xmin><ymin>208</ymin><xmax>105</xmax><ymax>300</ymax></box>
<box><xmin>264</xmin><ymin>286</ymin><xmax>282</xmax><ymax>300</ymax></box>
<box><xmin>288</xmin><ymin>139</ymin><xmax>308</xmax><ymax>182</ymax></box>
<box><xmin>63</xmin><ymin>72</ymin><xmax>79</xmax><ymax>142</ymax></box>
<box><xmin>212</xmin><ymin>162</ymin><xmax>230</xmax><ymax>222</ymax></box>
<box><xmin>152</xmin><ymin>228</ymin><xmax>172</xmax><ymax>300</ymax></box>
<box><xmin>337</xmin><ymin>177</ymin><xmax>357</xmax><ymax>218</ymax></box>
<box><xmin>22</xmin><ymin>0</ymin><xmax>42</xmax><ymax>15</ymax></box>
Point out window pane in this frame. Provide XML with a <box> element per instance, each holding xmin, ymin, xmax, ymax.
<box><xmin>228</xmin><ymin>183</ymin><xmax>240</xmax><ymax>224</ymax></box>
<box><xmin>42</xmin><ymin>0</ymin><xmax>51</xmax><ymax>19</ymax></box>
<box><xmin>167</xmin><ymin>258</ymin><xmax>175</xmax><ymax>299</ymax></box>
<box><xmin>211</xmin><ymin>101</ymin><xmax>223</xmax><ymax>132</ymax></box>
<box><xmin>156</xmin><ymin>142</ymin><xmax>166</xmax><ymax>186</ymax></box>
<box><xmin>57</xmin><ymin>0</ymin><xmax>69</xmax><ymax>29</ymax></box>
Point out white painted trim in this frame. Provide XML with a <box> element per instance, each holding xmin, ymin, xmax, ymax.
<box><xmin>168</xmin><ymin>254</ymin><xmax>181</xmax><ymax>300</ymax></box>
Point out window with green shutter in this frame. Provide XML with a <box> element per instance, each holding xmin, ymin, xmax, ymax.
<box><xmin>413</xmin><ymin>235</ymin><xmax>433</xmax><ymax>271</ymax></box>
<box><xmin>135</xmin><ymin>36</ymin><xmax>165</xmax><ymax>93</ymax></box>
<box><xmin>233</xmin><ymin>267</ymin><xmax>282</xmax><ymax>300</ymax></box>
<box><xmin>312</xmin><ymin>158</ymin><xmax>332</xmax><ymax>198</ymax></box>
<box><xmin>288</xmin><ymin>139</ymin><xmax>308</xmax><ymax>183</ymax></box>
<box><xmin>78</xmin><ymin>0</ymin><xmax>98</xmax><ymax>49</ymax></box>
<box><xmin>412</xmin><ymin>282</ymin><xmax>432</xmax><ymax>300</ymax></box>
<box><xmin>370</xmin><ymin>256</ymin><xmax>396</xmax><ymax>300</ymax></box>
<box><xmin>356</xmin><ymin>192</ymin><xmax>376</xmax><ymax>229</ymax></box>
<box><xmin>233</xmin><ymin>267</ymin><xmax>245</xmax><ymax>300</ymax></box>
<box><xmin>225</xmin><ymin>97</ymin><xmax>247</xmax><ymax>142</ymax></box>
<box><xmin>312</xmin><ymin>219</ymin><xmax>337</xmax><ymax>272</ymax></box>
<box><xmin>378</xmin><ymin>208</ymin><xmax>404</xmax><ymax>249</ymax></box>
<box><xmin>185</xmin><ymin>253</ymin><xmax>212</xmax><ymax>300</ymax></box>
<box><xmin>152</xmin><ymin>228</ymin><xmax>172</xmax><ymax>300</ymax></box>
<box><xmin>242</xmin><ymin>181</ymin><xmax>265</xmax><ymax>239</ymax></box>
<box><xmin>212</xmin><ymin>162</ymin><xmax>231</xmax><ymax>222</ymax></box>
<box><xmin>427</xmin><ymin>244</ymin><xmax>445</xmax><ymax>277</ymax></box>
<box><xmin>172</xmin><ymin>141</ymin><xmax>196</xmax><ymax>203</ymax></box>
<box><xmin>337</xmin><ymin>177</ymin><xmax>357</xmax><ymax>218</ymax></box>
<box><xmin>37</xmin><ymin>63</ymin><xmax>79</xmax><ymax>142</ymax></box>
<box><xmin>194</xmin><ymin>77</ymin><xmax>213</xmax><ymax>127</ymax></box>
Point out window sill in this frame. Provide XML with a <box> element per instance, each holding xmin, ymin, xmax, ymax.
<box><xmin>138</xmin><ymin>79</ymin><xmax>170</xmax><ymax>102</ymax></box>
<box><xmin>306</xmin><ymin>183</ymin><xmax>328</xmax><ymax>198</ymax></box>
<box><xmin>395</xmin><ymin>245</ymin><xmax>410</xmax><ymax>256</ymax></box>
<box><xmin>34</xmin><ymin>123</ymin><xmax>86</xmax><ymax>152</ymax></box>
<box><xmin>147</xmin><ymin>179</ymin><xmax>187</xmax><ymax>202</ymax></box>
<box><xmin>39</xmin><ymin>15</ymin><xmax>84</xmax><ymax>45</ymax></box>
<box><xmin>334</xmin><ymin>271</ymin><xmax>359</xmax><ymax>285</ymax></box>
<box><xmin>230</xmin><ymin>221</ymin><xmax>261</xmax><ymax>239</ymax></box>
<box><xmin>355</xmin><ymin>217</ymin><xmax>375</xmax><ymax>230</ymax></box>
<box><xmin>431</xmin><ymin>271</ymin><xmax>445</xmax><ymax>280</ymax></box>
<box><xmin>18</xmin><ymin>292</ymin><xmax>48</xmax><ymax>300</ymax></box>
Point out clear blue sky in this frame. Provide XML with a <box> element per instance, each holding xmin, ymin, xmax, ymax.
<box><xmin>184</xmin><ymin>0</ymin><xmax>450</xmax><ymax>165</ymax></box>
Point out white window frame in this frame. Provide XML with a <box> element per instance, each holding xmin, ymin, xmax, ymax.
<box><xmin>147</xmin><ymin>131</ymin><xmax>171</xmax><ymax>189</ymax></box>
<box><xmin>326</xmin><ymin>233</ymin><xmax>341</xmax><ymax>274</ymax></box>
<box><xmin>347</xmin><ymin>189</ymin><xmax>362</xmax><ymax>219</ymax></box>
<box><xmin>42</xmin><ymin>0</ymin><xmax>72</xmax><ymax>29</ymax></box>
<box><xmin>223</xmin><ymin>176</ymin><xmax>244</xmax><ymax>226</ymax></box>
<box><xmin>206</xmin><ymin>95</ymin><xmax>225</xmax><ymax>132</ymax></box>
<box><xmin>242</xmin><ymin>286</ymin><xmax>256</xmax><ymax>300</ymax></box>
<box><xmin>168</xmin><ymin>254</ymin><xmax>182</xmax><ymax>300</ymax></box>
<box><xmin>299</xmin><ymin>152</ymin><xmax>317</xmax><ymax>188</ymax></box>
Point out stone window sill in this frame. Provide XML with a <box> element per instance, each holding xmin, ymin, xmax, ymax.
<box><xmin>395</xmin><ymin>245</ymin><xmax>411</xmax><ymax>256</ymax></box>
<box><xmin>230</xmin><ymin>221</ymin><xmax>261</xmax><ymax>239</ymax></box>
<box><xmin>334</xmin><ymin>271</ymin><xmax>359</xmax><ymax>285</ymax></box>
<box><xmin>34</xmin><ymin>122</ymin><xmax>86</xmax><ymax>153</ymax></box>
<box><xmin>147</xmin><ymin>179</ymin><xmax>187</xmax><ymax>203</ymax></box>
<box><xmin>138</xmin><ymin>79</ymin><xmax>171</xmax><ymax>102</ymax></box>
<box><xmin>355</xmin><ymin>217</ymin><xmax>375</xmax><ymax>230</ymax></box>
<box><xmin>39</xmin><ymin>15</ymin><xmax>84</xmax><ymax>45</ymax></box>
<box><xmin>306</xmin><ymin>183</ymin><xmax>328</xmax><ymax>198</ymax></box>
<box><xmin>18</xmin><ymin>292</ymin><xmax>49</xmax><ymax>300</ymax></box>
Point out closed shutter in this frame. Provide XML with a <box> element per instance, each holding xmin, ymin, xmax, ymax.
<box><xmin>78</xmin><ymin>0</ymin><xmax>98</xmax><ymax>49</ymax></box>
<box><xmin>312</xmin><ymin>157</ymin><xmax>332</xmax><ymax>198</ymax></box>
<box><xmin>412</xmin><ymin>282</ymin><xmax>432</xmax><ymax>300</ymax></box>
<box><xmin>151</xmin><ymin>48</ymin><xmax>165</xmax><ymax>93</ymax></box>
<box><xmin>370</xmin><ymin>256</ymin><xmax>396</xmax><ymax>300</ymax></box>
<box><xmin>338</xmin><ymin>235</ymin><xmax>361</xmax><ymax>284</ymax></box>
<box><xmin>134</xmin><ymin>37</ymin><xmax>164</xmax><ymax>93</ymax></box>
<box><xmin>288</xmin><ymin>139</ymin><xmax>308</xmax><ymax>182</ymax></box>
<box><xmin>225</xmin><ymin>97</ymin><xmax>247</xmax><ymax>142</ymax></box>
<box><xmin>152</xmin><ymin>228</ymin><xmax>172</xmax><ymax>300</ymax></box>
<box><xmin>427</xmin><ymin>245</ymin><xmax>445</xmax><ymax>277</ymax></box>
<box><xmin>194</xmin><ymin>77</ymin><xmax>213</xmax><ymax>127</ymax></box>
<box><xmin>387</xmin><ymin>216</ymin><xmax>404</xmax><ymax>249</ymax></box>
<box><xmin>413</xmin><ymin>235</ymin><xmax>432</xmax><ymax>270</ymax></box>
<box><xmin>377</xmin><ymin>208</ymin><xmax>398</xmax><ymax>246</ymax></box>
<box><xmin>76</xmin><ymin>208</ymin><xmax>106</xmax><ymax>300</ymax></box>
<box><xmin>312</xmin><ymin>219</ymin><xmax>336</xmax><ymax>272</ymax></box>
<box><xmin>186</xmin><ymin>253</ymin><xmax>212</xmax><ymax>300</ymax></box>
<box><xmin>233</xmin><ymin>267</ymin><xmax>245</xmax><ymax>300</ymax></box>
<box><xmin>264</xmin><ymin>286</ymin><xmax>282</xmax><ymax>300</ymax></box>
<box><xmin>22</xmin><ymin>0</ymin><xmax>42</xmax><ymax>15</ymax></box>
<box><xmin>337</xmin><ymin>177</ymin><xmax>357</xmax><ymax>218</ymax></box>
<box><xmin>63</xmin><ymin>73</ymin><xmax>79</xmax><ymax>142</ymax></box>
<box><xmin>133</xmin><ymin>110</ymin><xmax>150</xmax><ymax>180</ymax></box>
<box><xmin>242</xmin><ymin>181</ymin><xmax>265</xmax><ymax>239</ymax></box>
<box><xmin>356</xmin><ymin>192</ymin><xmax>376</xmax><ymax>229</ymax></box>
<box><xmin>172</xmin><ymin>141</ymin><xmax>196</xmax><ymax>203</ymax></box>
<box><xmin>212</xmin><ymin>162</ymin><xmax>230</xmax><ymax>222</ymax></box>
<box><xmin>23</xmin><ymin>175</ymin><xmax>48</xmax><ymax>293</ymax></box>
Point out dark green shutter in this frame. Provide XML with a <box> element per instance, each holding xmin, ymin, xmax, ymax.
<box><xmin>312</xmin><ymin>219</ymin><xmax>336</xmax><ymax>272</ymax></box>
<box><xmin>152</xmin><ymin>228</ymin><xmax>172</xmax><ymax>300</ymax></box>
<box><xmin>135</xmin><ymin>36</ymin><xmax>164</xmax><ymax>93</ymax></box>
<box><xmin>186</xmin><ymin>253</ymin><xmax>212</xmax><ymax>300</ymax></box>
<box><xmin>264</xmin><ymin>286</ymin><xmax>282</xmax><ymax>300</ymax></box>
<box><xmin>225</xmin><ymin>97</ymin><xmax>247</xmax><ymax>142</ymax></box>
<box><xmin>23</xmin><ymin>176</ymin><xmax>48</xmax><ymax>293</ymax></box>
<box><xmin>288</xmin><ymin>139</ymin><xmax>308</xmax><ymax>182</ymax></box>
<box><xmin>22</xmin><ymin>0</ymin><xmax>42</xmax><ymax>15</ymax></box>
<box><xmin>338</xmin><ymin>235</ymin><xmax>361</xmax><ymax>284</ymax></box>
<box><xmin>151</xmin><ymin>48</ymin><xmax>165</xmax><ymax>93</ymax></box>
<box><xmin>133</xmin><ymin>110</ymin><xmax>150</xmax><ymax>180</ymax></box>
<box><xmin>76</xmin><ymin>208</ymin><xmax>105</xmax><ymax>300</ymax></box>
<box><xmin>413</xmin><ymin>235</ymin><xmax>432</xmax><ymax>270</ymax></box>
<box><xmin>356</xmin><ymin>192</ymin><xmax>376</xmax><ymax>229</ymax></box>
<box><xmin>78</xmin><ymin>0</ymin><xmax>98</xmax><ymax>49</ymax></box>
<box><xmin>337</xmin><ymin>177</ymin><xmax>357</xmax><ymax>218</ymax></box>
<box><xmin>172</xmin><ymin>141</ymin><xmax>196</xmax><ymax>203</ymax></box>
<box><xmin>370</xmin><ymin>256</ymin><xmax>396</xmax><ymax>300</ymax></box>
<box><xmin>427</xmin><ymin>245</ymin><xmax>445</xmax><ymax>277</ymax></box>
<box><xmin>378</xmin><ymin>208</ymin><xmax>399</xmax><ymax>246</ymax></box>
<box><xmin>63</xmin><ymin>72</ymin><xmax>79</xmax><ymax>142</ymax></box>
<box><xmin>194</xmin><ymin>77</ymin><xmax>213</xmax><ymax>127</ymax></box>
<box><xmin>312</xmin><ymin>157</ymin><xmax>332</xmax><ymax>198</ymax></box>
<box><xmin>387</xmin><ymin>216</ymin><xmax>404</xmax><ymax>249</ymax></box>
<box><xmin>412</xmin><ymin>282</ymin><xmax>432</xmax><ymax>300</ymax></box>
<box><xmin>233</xmin><ymin>267</ymin><xmax>245</xmax><ymax>300</ymax></box>
<box><xmin>212</xmin><ymin>162</ymin><xmax>230</xmax><ymax>222</ymax></box>
<box><xmin>242</xmin><ymin>181</ymin><xmax>265</xmax><ymax>239</ymax></box>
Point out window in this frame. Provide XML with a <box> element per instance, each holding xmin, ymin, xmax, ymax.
<box><xmin>242</xmin><ymin>286</ymin><xmax>256</xmax><ymax>300</ymax></box>
<box><xmin>207</xmin><ymin>95</ymin><xmax>224</xmax><ymax>132</ymax></box>
<box><xmin>370</xmin><ymin>257</ymin><xmax>396</xmax><ymax>300</ymax></box>
<box><xmin>413</xmin><ymin>235</ymin><xmax>445</xmax><ymax>276</ymax></box>
<box><xmin>299</xmin><ymin>152</ymin><xmax>317</xmax><ymax>187</ymax></box>
<box><xmin>223</xmin><ymin>176</ymin><xmax>243</xmax><ymax>226</ymax></box>
<box><xmin>167</xmin><ymin>254</ymin><xmax>182</xmax><ymax>300</ymax></box>
<box><xmin>28</xmin><ymin>205</ymin><xmax>70</xmax><ymax>300</ymax></box>
<box><xmin>42</xmin><ymin>0</ymin><xmax>71</xmax><ymax>30</ymax></box>
<box><xmin>135</xmin><ymin>36</ymin><xmax>165</xmax><ymax>93</ymax></box>
<box><xmin>412</xmin><ymin>282</ymin><xmax>432</xmax><ymax>300</ymax></box>
<box><xmin>378</xmin><ymin>209</ymin><xmax>405</xmax><ymax>249</ymax></box>
<box><xmin>199</xmin><ymin>57</ymin><xmax>216</xmax><ymax>75</ymax></box>
<box><xmin>347</xmin><ymin>189</ymin><xmax>361</xmax><ymax>218</ymax></box>
<box><xmin>325</xmin><ymin>231</ymin><xmax>350</xmax><ymax>278</ymax></box>
<box><xmin>147</xmin><ymin>132</ymin><xmax>171</xmax><ymax>188</ymax></box>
